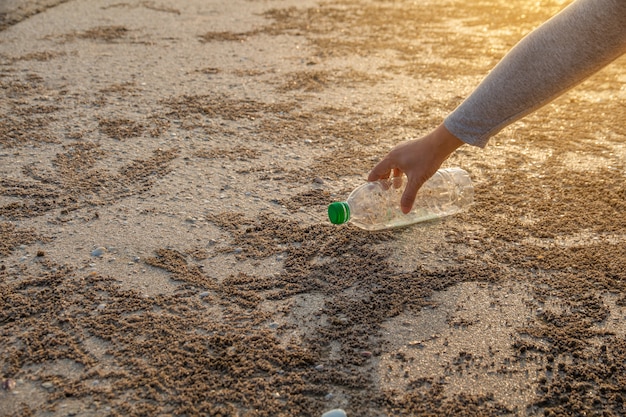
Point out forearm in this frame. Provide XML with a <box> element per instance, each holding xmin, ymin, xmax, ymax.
<box><xmin>444</xmin><ymin>0</ymin><xmax>626</xmax><ymax>148</ymax></box>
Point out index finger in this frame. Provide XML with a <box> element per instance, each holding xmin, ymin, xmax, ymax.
<box><xmin>368</xmin><ymin>158</ymin><xmax>396</xmax><ymax>182</ymax></box>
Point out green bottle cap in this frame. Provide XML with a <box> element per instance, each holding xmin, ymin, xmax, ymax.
<box><xmin>328</xmin><ymin>202</ymin><xmax>350</xmax><ymax>224</ymax></box>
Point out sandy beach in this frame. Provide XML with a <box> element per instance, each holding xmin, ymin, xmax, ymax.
<box><xmin>2</xmin><ymin>0</ymin><xmax>626</xmax><ymax>415</ymax></box>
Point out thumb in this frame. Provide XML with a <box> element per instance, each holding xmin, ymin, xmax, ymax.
<box><xmin>400</xmin><ymin>176</ymin><xmax>420</xmax><ymax>214</ymax></box>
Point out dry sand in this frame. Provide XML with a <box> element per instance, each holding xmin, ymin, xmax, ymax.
<box><xmin>1</xmin><ymin>0</ymin><xmax>626</xmax><ymax>416</ymax></box>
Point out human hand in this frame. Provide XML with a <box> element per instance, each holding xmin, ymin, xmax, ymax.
<box><xmin>368</xmin><ymin>123</ymin><xmax>464</xmax><ymax>214</ymax></box>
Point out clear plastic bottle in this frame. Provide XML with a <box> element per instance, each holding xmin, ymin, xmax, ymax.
<box><xmin>327</xmin><ymin>167</ymin><xmax>474</xmax><ymax>231</ymax></box>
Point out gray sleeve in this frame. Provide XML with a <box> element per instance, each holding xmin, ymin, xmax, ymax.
<box><xmin>444</xmin><ymin>0</ymin><xmax>626</xmax><ymax>148</ymax></box>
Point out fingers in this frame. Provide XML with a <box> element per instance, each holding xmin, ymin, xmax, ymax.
<box><xmin>367</xmin><ymin>158</ymin><xmax>393</xmax><ymax>182</ymax></box>
<box><xmin>367</xmin><ymin>153</ymin><xmax>408</xmax><ymax>181</ymax></box>
<box><xmin>392</xmin><ymin>168</ymin><xmax>403</xmax><ymax>189</ymax></box>
<box><xmin>367</xmin><ymin>124</ymin><xmax>465</xmax><ymax>214</ymax></box>
<box><xmin>368</xmin><ymin>161</ymin><xmax>428</xmax><ymax>214</ymax></box>
<box><xmin>400</xmin><ymin>175</ymin><xmax>421</xmax><ymax>214</ymax></box>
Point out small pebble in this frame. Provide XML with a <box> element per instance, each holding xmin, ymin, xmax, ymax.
<box><xmin>268</xmin><ymin>322</ymin><xmax>279</xmax><ymax>329</ymax></box>
<box><xmin>322</xmin><ymin>409</ymin><xmax>347</xmax><ymax>417</ymax></box>
<box><xmin>2</xmin><ymin>378</ymin><xmax>16</xmax><ymax>391</ymax></box>
<box><xmin>314</xmin><ymin>364</ymin><xmax>324</xmax><ymax>371</ymax></box>
<box><xmin>324</xmin><ymin>393</ymin><xmax>334</xmax><ymax>401</ymax></box>
<box><xmin>41</xmin><ymin>381</ymin><xmax>54</xmax><ymax>389</ymax></box>
<box><xmin>199</xmin><ymin>291</ymin><xmax>210</xmax><ymax>298</ymax></box>
<box><xmin>360</xmin><ymin>351</ymin><xmax>372</xmax><ymax>358</ymax></box>
<box><xmin>97</xmin><ymin>303</ymin><xmax>107</xmax><ymax>311</ymax></box>
<box><xmin>233</xmin><ymin>247</ymin><xmax>243</xmax><ymax>254</ymax></box>
<box><xmin>91</xmin><ymin>247</ymin><xmax>107</xmax><ymax>257</ymax></box>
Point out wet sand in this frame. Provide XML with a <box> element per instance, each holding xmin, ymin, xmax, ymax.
<box><xmin>2</xmin><ymin>0</ymin><xmax>626</xmax><ymax>416</ymax></box>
